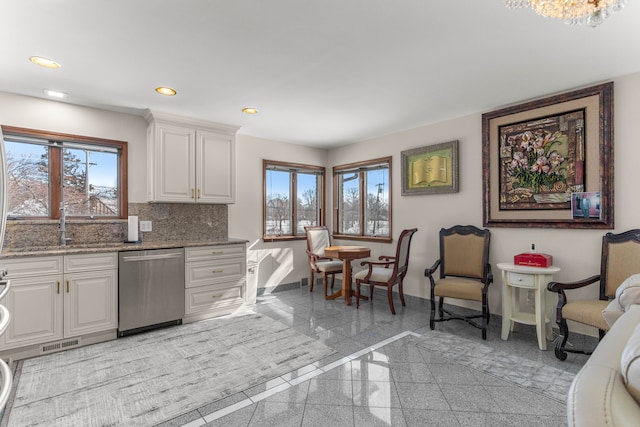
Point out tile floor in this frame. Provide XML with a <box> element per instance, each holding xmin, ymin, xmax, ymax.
<box><xmin>155</xmin><ymin>284</ymin><xmax>594</xmax><ymax>427</ymax></box>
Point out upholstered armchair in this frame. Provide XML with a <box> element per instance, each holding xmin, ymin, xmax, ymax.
<box><xmin>425</xmin><ymin>225</ymin><xmax>492</xmax><ymax>339</ymax></box>
<box><xmin>547</xmin><ymin>229</ymin><xmax>640</xmax><ymax>360</ymax></box>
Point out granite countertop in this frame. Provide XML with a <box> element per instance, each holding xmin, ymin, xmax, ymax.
<box><xmin>0</xmin><ymin>238</ymin><xmax>248</xmax><ymax>258</ymax></box>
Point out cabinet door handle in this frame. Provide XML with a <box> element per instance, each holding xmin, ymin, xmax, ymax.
<box><xmin>211</xmin><ymin>295</ymin><xmax>221</xmax><ymax>299</ymax></box>
<box><xmin>212</xmin><ymin>251</ymin><xmax>223</xmax><ymax>255</ymax></box>
<box><xmin>212</xmin><ymin>269</ymin><xmax>223</xmax><ymax>273</ymax></box>
<box><xmin>197</xmin><ymin>189</ymin><xmax>201</xmax><ymax>199</ymax></box>
<box><xmin>191</xmin><ymin>188</ymin><xmax>195</xmax><ymax>198</ymax></box>
<box><xmin>66</xmin><ymin>280</ymin><xmax>70</xmax><ymax>293</ymax></box>
<box><xmin>57</xmin><ymin>280</ymin><xmax>60</xmax><ymax>294</ymax></box>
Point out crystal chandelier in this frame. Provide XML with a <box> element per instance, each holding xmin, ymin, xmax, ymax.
<box><xmin>505</xmin><ymin>0</ymin><xmax>627</xmax><ymax>26</ymax></box>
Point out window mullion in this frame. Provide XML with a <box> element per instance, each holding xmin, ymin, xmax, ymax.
<box><xmin>50</xmin><ymin>146</ymin><xmax>62</xmax><ymax>219</ymax></box>
<box><xmin>359</xmin><ymin>172</ymin><xmax>365</xmax><ymax>236</ymax></box>
<box><xmin>291</xmin><ymin>172</ymin><xmax>297</xmax><ymax>236</ymax></box>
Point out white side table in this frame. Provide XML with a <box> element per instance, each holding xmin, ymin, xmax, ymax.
<box><xmin>497</xmin><ymin>262</ymin><xmax>560</xmax><ymax>350</ymax></box>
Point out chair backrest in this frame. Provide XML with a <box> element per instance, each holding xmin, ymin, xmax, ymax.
<box><xmin>305</xmin><ymin>226</ymin><xmax>332</xmax><ymax>257</ymax></box>
<box><xmin>394</xmin><ymin>228</ymin><xmax>418</xmax><ymax>277</ymax></box>
<box><xmin>601</xmin><ymin>229</ymin><xmax>640</xmax><ymax>299</ymax></box>
<box><xmin>439</xmin><ymin>225</ymin><xmax>490</xmax><ymax>280</ymax></box>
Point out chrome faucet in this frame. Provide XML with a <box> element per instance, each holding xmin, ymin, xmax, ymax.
<box><xmin>59</xmin><ymin>203</ymin><xmax>72</xmax><ymax>246</ymax></box>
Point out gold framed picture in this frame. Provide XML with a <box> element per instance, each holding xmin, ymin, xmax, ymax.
<box><xmin>401</xmin><ymin>140</ymin><xmax>459</xmax><ymax>196</ymax></box>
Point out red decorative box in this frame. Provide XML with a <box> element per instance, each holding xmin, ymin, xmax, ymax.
<box><xmin>514</xmin><ymin>253</ymin><xmax>553</xmax><ymax>268</ymax></box>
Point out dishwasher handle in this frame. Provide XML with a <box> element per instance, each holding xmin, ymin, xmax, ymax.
<box><xmin>121</xmin><ymin>253</ymin><xmax>183</xmax><ymax>262</ymax></box>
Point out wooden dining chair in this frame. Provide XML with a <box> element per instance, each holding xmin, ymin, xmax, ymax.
<box><xmin>304</xmin><ymin>226</ymin><xmax>343</xmax><ymax>296</ymax></box>
<box><xmin>354</xmin><ymin>228</ymin><xmax>418</xmax><ymax>314</ymax></box>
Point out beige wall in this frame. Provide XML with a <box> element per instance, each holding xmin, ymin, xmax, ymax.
<box><xmin>323</xmin><ymin>72</ymin><xmax>640</xmax><ymax>335</ymax></box>
<box><xmin>0</xmin><ymin>92</ymin><xmax>149</xmax><ymax>202</ymax></box>
<box><xmin>228</xmin><ymin>135</ymin><xmax>328</xmax><ymax>290</ymax></box>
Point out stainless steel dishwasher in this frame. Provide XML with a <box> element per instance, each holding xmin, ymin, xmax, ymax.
<box><xmin>118</xmin><ymin>248</ymin><xmax>185</xmax><ymax>337</ymax></box>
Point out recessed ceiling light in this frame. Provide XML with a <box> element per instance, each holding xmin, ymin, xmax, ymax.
<box><xmin>155</xmin><ymin>87</ymin><xmax>177</xmax><ymax>96</ymax></box>
<box><xmin>43</xmin><ymin>89</ymin><xmax>67</xmax><ymax>99</ymax></box>
<box><xmin>29</xmin><ymin>56</ymin><xmax>61</xmax><ymax>69</ymax></box>
<box><xmin>242</xmin><ymin>107</ymin><xmax>259</xmax><ymax>115</ymax></box>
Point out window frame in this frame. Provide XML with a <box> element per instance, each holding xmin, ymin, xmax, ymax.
<box><xmin>2</xmin><ymin>126</ymin><xmax>128</xmax><ymax>220</ymax></box>
<box><xmin>332</xmin><ymin>156</ymin><xmax>392</xmax><ymax>243</ymax></box>
<box><xmin>263</xmin><ymin>159</ymin><xmax>326</xmax><ymax>242</ymax></box>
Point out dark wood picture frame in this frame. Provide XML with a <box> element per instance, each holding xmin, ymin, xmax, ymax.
<box><xmin>482</xmin><ymin>82</ymin><xmax>614</xmax><ymax>229</ymax></box>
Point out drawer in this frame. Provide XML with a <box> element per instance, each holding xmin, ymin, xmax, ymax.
<box><xmin>65</xmin><ymin>253</ymin><xmax>118</xmax><ymax>273</ymax></box>
<box><xmin>2</xmin><ymin>256</ymin><xmax>63</xmax><ymax>278</ymax></box>
<box><xmin>185</xmin><ymin>259</ymin><xmax>244</xmax><ymax>288</ymax></box>
<box><xmin>185</xmin><ymin>244</ymin><xmax>245</xmax><ymax>262</ymax></box>
<box><xmin>508</xmin><ymin>272</ymin><xmax>535</xmax><ymax>288</ymax></box>
<box><xmin>185</xmin><ymin>283</ymin><xmax>244</xmax><ymax>314</ymax></box>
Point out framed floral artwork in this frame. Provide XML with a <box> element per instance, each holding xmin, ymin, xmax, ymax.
<box><xmin>482</xmin><ymin>82</ymin><xmax>614</xmax><ymax>228</ymax></box>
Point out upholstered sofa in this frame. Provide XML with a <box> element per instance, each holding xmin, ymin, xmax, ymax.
<box><xmin>567</xmin><ymin>304</ymin><xmax>640</xmax><ymax>426</ymax></box>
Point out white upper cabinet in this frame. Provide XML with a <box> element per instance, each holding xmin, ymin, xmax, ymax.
<box><xmin>146</xmin><ymin>111</ymin><xmax>239</xmax><ymax>204</ymax></box>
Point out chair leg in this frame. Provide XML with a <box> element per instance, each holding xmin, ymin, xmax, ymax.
<box><xmin>481</xmin><ymin>293</ymin><xmax>488</xmax><ymax>340</ymax></box>
<box><xmin>429</xmin><ymin>295</ymin><xmax>436</xmax><ymax>330</ymax></box>
<box><xmin>322</xmin><ymin>274</ymin><xmax>329</xmax><ymax>298</ymax></box>
<box><xmin>438</xmin><ymin>297</ymin><xmax>444</xmax><ymax>320</ymax></box>
<box><xmin>555</xmin><ymin>318</ymin><xmax>570</xmax><ymax>361</ymax></box>
<box><xmin>387</xmin><ymin>286</ymin><xmax>396</xmax><ymax>315</ymax></box>
<box><xmin>370</xmin><ymin>283</ymin><xmax>374</xmax><ymax>300</ymax></box>
<box><xmin>398</xmin><ymin>280</ymin><xmax>406</xmax><ymax>307</ymax></box>
<box><xmin>356</xmin><ymin>280</ymin><xmax>361</xmax><ymax>309</ymax></box>
<box><xmin>309</xmin><ymin>269</ymin><xmax>314</xmax><ymax>292</ymax></box>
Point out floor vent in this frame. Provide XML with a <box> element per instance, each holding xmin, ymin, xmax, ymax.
<box><xmin>41</xmin><ymin>338</ymin><xmax>81</xmax><ymax>354</ymax></box>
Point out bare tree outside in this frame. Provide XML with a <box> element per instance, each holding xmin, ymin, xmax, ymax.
<box><xmin>335</xmin><ymin>161</ymin><xmax>390</xmax><ymax>238</ymax></box>
<box><xmin>366</xmin><ymin>188</ymin><xmax>389</xmax><ymax>235</ymax></box>
<box><xmin>63</xmin><ymin>148</ymin><xmax>117</xmax><ymax>217</ymax></box>
<box><xmin>5</xmin><ymin>143</ymin><xmax>49</xmax><ymax>216</ymax></box>
<box><xmin>296</xmin><ymin>185</ymin><xmax>318</xmax><ymax>233</ymax></box>
<box><xmin>5</xmin><ymin>140</ymin><xmax>119</xmax><ymax>218</ymax></box>
<box><xmin>266</xmin><ymin>193</ymin><xmax>290</xmax><ymax>235</ymax></box>
<box><xmin>264</xmin><ymin>165</ymin><xmax>323</xmax><ymax>238</ymax></box>
<box><xmin>340</xmin><ymin>182</ymin><xmax>360</xmax><ymax>234</ymax></box>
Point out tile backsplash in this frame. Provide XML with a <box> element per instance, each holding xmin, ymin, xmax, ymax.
<box><xmin>2</xmin><ymin>203</ymin><xmax>228</xmax><ymax>250</ymax></box>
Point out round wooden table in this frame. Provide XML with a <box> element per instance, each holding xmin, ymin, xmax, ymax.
<box><xmin>323</xmin><ymin>246</ymin><xmax>371</xmax><ymax>305</ymax></box>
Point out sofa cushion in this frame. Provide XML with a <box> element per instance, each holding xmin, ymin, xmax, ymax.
<box><xmin>567</xmin><ymin>365</ymin><xmax>640</xmax><ymax>427</ymax></box>
<box><xmin>621</xmin><ymin>322</ymin><xmax>640</xmax><ymax>405</ymax></box>
<box><xmin>603</xmin><ymin>273</ymin><xmax>640</xmax><ymax>327</ymax></box>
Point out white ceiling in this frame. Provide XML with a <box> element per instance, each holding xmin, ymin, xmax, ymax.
<box><xmin>1</xmin><ymin>1</ymin><xmax>639</xmax><ymax>148</ymax></box>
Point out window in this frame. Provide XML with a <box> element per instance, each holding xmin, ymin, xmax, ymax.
<box><xmin>333</xmin><ymin>157</ymin><xmax>391</xmax><ymax>242</ymax></box>
<box><xmin>263</xmin><ymin>160</ymin><xmax>325</xmax><ymax>240</ymax></box>
<box><xmin>2</xmin><ymin>126</ymin><xmax>128</xmax><ymax>219</ymax></box>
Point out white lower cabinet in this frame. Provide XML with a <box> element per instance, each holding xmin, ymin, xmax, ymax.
<box><xmin>3</xmin><ymin>273</ymin><xmax>63</xmax><ymax>348</ymax></box>
<box><xmin>184</xmin><ymin>244</ymin><xmax>246</xmax><ymax>322</ymax></box>
<box><xmin>64</xmin><ymin>269</ymin><xmax>117</xmax><ymax>338</ymax></box>
<box><xmin>0</xmin><ymin>253</ymin><xmax>117</xmax><ymax>356</ymax></box>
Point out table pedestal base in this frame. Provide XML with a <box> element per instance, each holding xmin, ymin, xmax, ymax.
<box><xmin>326</xmin><ymin>289</ymin><xmax>368</xmax><ymax>304</ymax></box>
<box><xmin>322</xmin><ymin>246</ymin><xmax>371</xmax><ymax>306</ymax></box>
